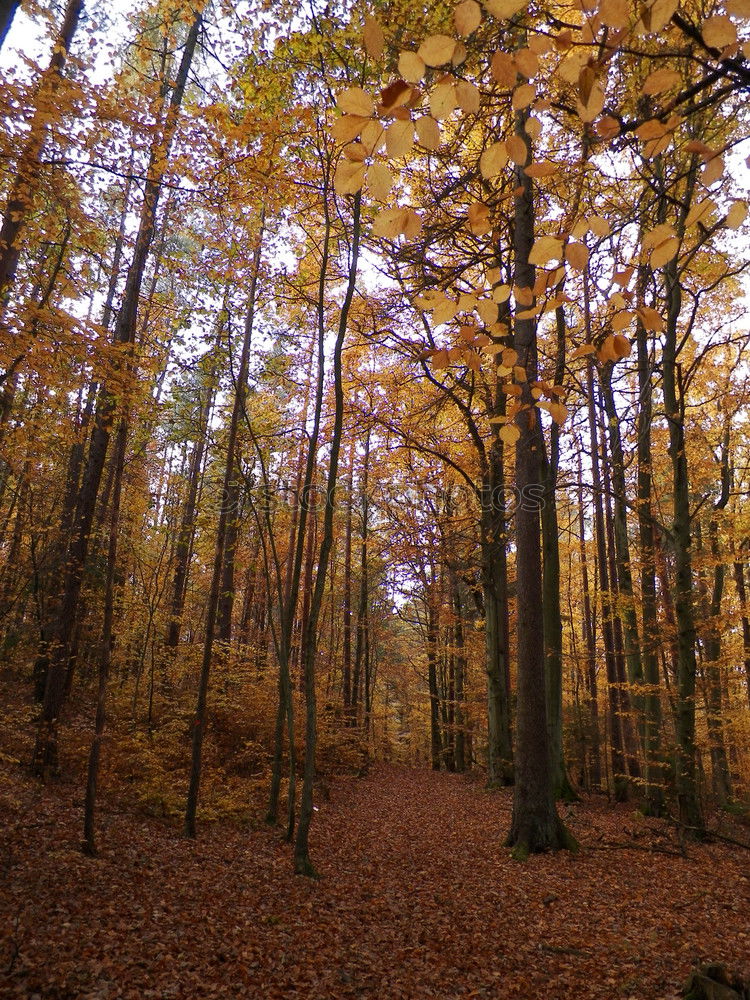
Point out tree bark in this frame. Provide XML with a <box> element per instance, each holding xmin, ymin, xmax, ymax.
<box><xmin>184</xmin><ymin>212</ymin><xmax>263</xmax><ymax>839</ymax></box>
<box><xmin>505</xmin><ymin>111</ymin><xmax>568</xmax><ymax>856</ymax></box>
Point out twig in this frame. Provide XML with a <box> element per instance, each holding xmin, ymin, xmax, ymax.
<box><xmin>586</xmin><ymin>841</ymin><xmax>687</xmax><ymax>858</ymax></box>
<box><xmin>540</xmin><ymin>943</ymin><xmax>592</xmax><ymax>957</ymax></box>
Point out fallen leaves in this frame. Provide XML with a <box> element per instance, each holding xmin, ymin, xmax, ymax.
<box><xmin>2</xmin><ymin>763</ymin><xmax>749</xmax><ymax>1000</ymax></box>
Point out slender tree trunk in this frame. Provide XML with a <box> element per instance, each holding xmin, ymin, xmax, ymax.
<box><xmin>576</xmin><ymin>447</ymin><xmax>601</xmax><ymax>789</ymax></box>
<box><xmin>541</xmin><ymin>306</ymin><xmax>575</xmax><ymax>800</ymax></box>
<box><xmin>82</xmin><ymin>420</ymin><xmax>127</xmax><ymax>855</ymax></box>
<box><xmin>341</xmin><ymin>438</ymin><xmax>354</xmax><ymax>716</ymax></box>
<box><xmin>732</xmin><ymin>557</ymin><xmax>750</xmax><ymax>709</ymax></box>
<box><xmin>294</xmin><ymin>191</ymin><xmax>361</xmax><ymax>877</ymax></box>
<box><xmin>426</xmin><ymin>582</ymin><xmax>443</xmax><ymax>771</ymax></box>
<box><xmin>31</xmin><ymin>10</ymin><xmax>203</xmax><ymax>777</ymax></box>
<box><xmin>184</xmin><ymin>209</ymin><xmax>262</xmax><ymax>839</ymax></box>
<box><xmin>635</xmin><ymin>306</ymin><xmax>665</xmax><ymax>815</ymax></box>
<box><xmin>0</xmin><ymin>0</ymin><xmax>84</xmax><ymax>304</ymax></box>
<box><xmin>353</xmin><ymin>429</ymin><xmax>371</xmax><ymax>732</ymax></box>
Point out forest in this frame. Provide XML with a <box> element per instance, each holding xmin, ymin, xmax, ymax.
<box><xmin>1</xmin><ymin>0</ymin><xmax>749</xmax><ymax>997</ymax></box>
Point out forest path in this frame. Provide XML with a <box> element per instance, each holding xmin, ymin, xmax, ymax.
<box><xmin>2</xmin><ymin>762</ymin><xmax>749</xmax><ymax>999</ymax></box>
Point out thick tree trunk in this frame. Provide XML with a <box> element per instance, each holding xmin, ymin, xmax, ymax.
<box><xmin>505</xmin><ymin>112</ymin><xmax>568</xmax><ymax>856</ymax></box>
<box><xmin>662</xmin><ymin>253</ymin><xmax>704</xmax><ymax>834</ymax></box>
<box><xmin>0</xmin><ymin>0</ymin><xmax>20</xmax><ymax>50</ymax></box>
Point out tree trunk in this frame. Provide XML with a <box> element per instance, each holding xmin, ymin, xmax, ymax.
<box><xmin>505</xmin><ymin>111</ymin><xmax>568</xmax><ymax>856</ymax></box>
<box><xmin>31</xmin><ymin>9</ymin><xmax>203</xmax><ymax>778</ymax></box>
<box><xmin>662</xmin><ymin>252</ymin><xmax>704</xmax><ymax>834</ymax></box>
<box><xmin>184</xmin><ymin>210</ymin><xmax>262</xmax><ymax>839</ymax></box>
<box><xmin>0</xmin><ymin>0</ymin><xmax>84</xmax><ymax>303</ymax></box>
<box><xmin>635</xmin><ymin>305</ymin><xmax>665</xmax><ymax>815</ymax></box>
<box><xmin>294</xmin><ymin>191</ymin><xmax>362</xmax><ymax>878</ymax></box>
<box><xmin>0</xmin><ymin>0</ymin><xmax>20</xmax><ymax>50</ymax></box>
<box><xmin>82</xmin><ymin>420</ymin><xmax>126</xmax><ymax>855</ymax></box>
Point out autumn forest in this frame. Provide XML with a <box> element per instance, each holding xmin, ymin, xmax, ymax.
<box><xmin>1</xmin><ymin>0</ymin><xmax>750</xmax><ymax>996</ymax></box>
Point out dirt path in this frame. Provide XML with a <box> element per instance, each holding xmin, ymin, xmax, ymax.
<box><xmin>2</xmin><ymin>763</ymin><xmax>749</xmax><ymax>999</ymax></box>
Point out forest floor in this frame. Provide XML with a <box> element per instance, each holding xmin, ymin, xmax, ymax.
<box><xmin>2</xmin><ymin>755</ymin><xmax>750</xmax><ymax>1000</ymax></box>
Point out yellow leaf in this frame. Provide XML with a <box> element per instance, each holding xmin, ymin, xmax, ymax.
<box><xmin>506</xmin><ymin>134</ymin><xmax>528</xmax><ymax>165</ymax></box>
<box><xmin>433</xmin><ymin>297</ymin><xmax>459</xmax><ymax>325</ymax></box>
<box><xmin>380</xmin><ymin>79</ymin><xmax>413</xmax><ymax>113</ymax></box>
<box><xmin>726</xmin><ymin>0</ymin><xmax>750</xmax><ymax>15</ymax></box>
<box><xmin>524</xmin><ymin>160</ymin><xmax>558</xmax><ymax>178</ymax></box>
<box><xmin>490</xmin><ymin>50</ymin><xmax>516</xmax><ymax>87</ymax></box>
<box><xmin>525</xmin><ymin>116</ymin><xmax>542</xmax><ymax>139</ymax></box>
<box><xmin>702</xmin><ymin>15</ymin><xmax>737</xmax><ymax>48</ymax></box>
<box><xmin>360</xmin><ymin>120</ymin><xmax>386</xmax><ymax>154</ymax></box>
<box><xmin>499</xmin><ymin>423</ymin><xmax>520</xmax><ymax>445</ymax></box>
<box><xmin>415</xmin><ymin>116</ymin><xmax>441</xmax><ymax>149</ymax></box>
<box><xmin>468</xmin><ymin>201</ymin><xmax>491</xmax><ymax>235</ymax></box>
<box><xmin>398</xmin><ymin>51</ymin><xmax>426</xmax><ymax>83</ymax></box>
<box><xmin>599</xmin><ymin>0</ymin><xmax>629</xmax><ymax>27</ymax></box>
<box><xmin>458</xmin><ymin>293</ymin><xmax>478</xmax><ymax>312</ymax></box>
<box><xmin>334</xmin><ymin>160</ymin><xmax>365</xmax><ymax>195</ymax></box>
<box><xmin>332</xmin><ymin>115</ymin><xmax>369</xmax><ymax>142</ymax></box>
<box><xmin>636</xmin><ymin>118</ymin><xmax>666</xmax><ymax>141</ymax></box>
<box><xmin>612</xmin><ymin>310</ymin><xmax>635</xmax><ymax>331</ymax></box>
<box><xmin>512</xmin><ymin>83</ymin><xmax>536</xmax><ymax>109</ymax></box>
<box><xmin>565</xmin><ymin>241</ymin><xmax>589</xmax><ymax>271</ymax></box>
<box><xmin>513</xmin><ymin>285</ymin><xmax>533</xmax><ymax>306</ymax></box>
<box><xmin>432</xmin><ymin>349</ymin><xmax>450</xmax><ymax>369</ymax></box>
<box><xmin>386</xmin><ymin>119</ymin><xmax>414</xmax><ymax>157</ymax></box>
<box><xmin>483</xmin><ymin>0</ymin><xmax>529</xmax><ymax>18</ymax></box>
<box><xmin>430</xmin><ymin>81</ymin><xmax>458</xmax><ymax>119</ymax></box>
<box><xmin>548</xmin><ymin>402</ymin><xmax>568</xmax><ymax>425</ymax></box>
<box><xmin>726</xmin><ymin>200</ymin><xmax>748</xmax><ymax>230</ymax></box>
<box><xmin>480</xmin><ymin>142</ymin><xmax>509</xmax><ymax>178</ymax></box>
<box><xmin>337</xmin><ymin>87</ymin><xmax>374</xmax><ymax>117</ymax></box>
<box><xmin>528</xmin><ymin>235</ymin><xmax>563</xmax><ymax>267</ymax></box>
<box><xmin>701</xmin><ymin>155</ymin><xmax>724</xmax><ymax>186</ymax></box>
<box><xmin>513</xmin><ymin>365</ymin><xmax>527</xmax><ymax>382</ymax></box>
<box><xmin>589</xmin><ymin>216</ymin><xmax>610</xmax><ymax>237</ymax></box>
<box><xmin>372</xmin><ymin>207</ymin><xmax>421</xmax><ymax>239</ymax></box>
<box><xmin>454</xmin><ymin>0</ymin><xmax>482</xmax><ymax>35</ymax></box>
<box><xmin>418</xmin><ymin>34</ymin><xmax>457</xmax><ymax>67</ymax></box>
<box><xmin>684</xmin><ymin>198</ymin><xmax>716</xmax><ymax>228</ymax></box>
<box><xmin>649</xmin><ymin>237</ymin><xmax>679</xmax><ymax>269</ymax></box>
<box><xmin>514</xmin><ymin>47</ymin><xmax>539</xmax><ymax>77</ymax></box>
<box><xmin>577</xmin><ymin>83</ymin><xmax>605</xmax><ymax>123</ymax></box>
<box><xmin>648</xmin><ymin>0</ymin><xmax>678</xmax><ymax>31</ymax></box>
<box><xmin>598</xmin><ymin>334</ymin><xmax>631</xmax><ymax>363</ymax></box>
<box><xmin>372</xmin><ymin>208</ymin><xmax>403</xmax><ymax>238</ymax></box>
<box><xmin>343</xmin><ymin>142</ymin><xmax>367</xmax><ymax>162</ymax></box>
<box><xmin>367</xmin><ymin>162</ymin><xmax>393</xmax><ymax>202</ymax></box>
<box><xmin>642</xmin><ymin>68</ymin><xmax>682</xmax><ymax>95</ymax></box>
<box><xmin>492</xmin><ymin>284</ymin><xmax>511</xmax><ymax>303</ymax></box>
<box><xmin>477</xmin><ymin>299</ymin><xmax>499</xmax><ymax>325</ymax></box>
<box><xmin>502</xmin><ymin>348</ymin><xmax>518</xmax><ymax>367</ymax></box>
<box><xmin>464</xmin><ymin>348</ymin><xmax>482</xmax><ymax>371</ymax></box>
<box><xmin>637</xmin><ymin>306</ymin><xmax>665</xmax><ymax>331</ymax></box>
<box><xmin>456</xmin><ymin>80</ymin><xmax>481</xmax><ymax>113</ymax></box>
<box><xmin>612</xmin><ymin>334</ymin><xmax>632</xmax><ymax>359</ymax></box>
<box><xmin>570</xmin><ymin>344</ymin><xmax>596</xmax><ymax>359</ymax></box>
<box><xmin>363</xmin><ymin>16</ymin><xmax>385</xmax><ymax>59</ymax></box>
